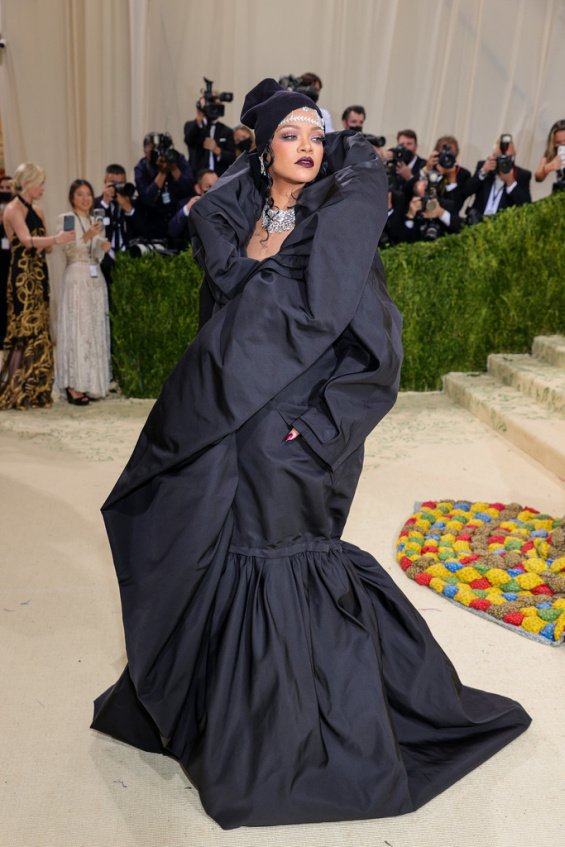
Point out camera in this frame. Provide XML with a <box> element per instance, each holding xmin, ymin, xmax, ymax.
<box><xmin>389</xmin><ymin>144</ymin><xmax>413</xmax><ymax>166</ymax></box>
<box><xmin>496</xmin><ymin>133</ymin><xmax>514</xmax><ymax>174</ymax></box>
<box><xmin>197</xmin><ymin>77</ymin><xmax>233</xmax><ymax>121</ymax></box>
<box><xmin>438</xmin><ymin>144</ymin><xmax>456</xmax><ymax>169</ymax></box>
<box><xmin>278</xmin><ymin>74</ymin><xmax>319</xmax><ymax>103</ymax></box>
<box><xmin>148</xmin><ymin>132</ymin><xmax>181</xmax><ymax>167</ymax></box>
<box><xmin>364</xmin><ymin>134</ymin><xmax>386</xmax><ymax>148</ymax></box>
<box><xmin>113</xmin><ymin>182</ymin><xmax>136</xmax><ymax>199</ymax></box>
<box><xmin>421</xmin><ymin>169</ymin><xmax>441</xmax><ymax>212</ymax></box>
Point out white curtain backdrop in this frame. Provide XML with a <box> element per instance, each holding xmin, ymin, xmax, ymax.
<box><xmin>1</xmin><ymin>0</ymin><xmax>564</xmax><ymax>232</ymax></box>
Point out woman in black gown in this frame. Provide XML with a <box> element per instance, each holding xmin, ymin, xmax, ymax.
<box><xmin>92</xmin><ymin>80</ymin><xmax>530</xmax><ymax>829</ymax></box>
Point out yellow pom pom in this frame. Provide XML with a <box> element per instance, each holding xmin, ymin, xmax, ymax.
<box><xmin>554</xmin><ymin>613</ymin><xmax>565</xmax><ymax>642</ymax></box>
<box><xmin>485</xmin><ymin>592</ymin><xmax>506</xmax><ymax>605</ymax></box>
<box><xmin>453</xmin><ymin>540</ymin><xmax>471</xmax><ymax>552</ymax></box>
<box><xmin>550</xmin><ymin>558</ymin><xmax>565</xmax><ymax>574</ymax></box>
<box><xmin>470</xmin><ymin>502</ymin><xmax>489</xmax><ymax>513</ymax></box>
<box><xmin>425</xmin><ymin>564</ymin><xmax>451</xmax><ymax>578</ymax></box>
<box><xmin>454</xmin><ymin>589</ymin><xmax>474</xmax><ymax>606</ymax></box>
<box><xmin>519</xmin><ymin>606</ymin><xmax>538</xmax><ymax>617</ymax></box>
<box><xmin>487</xmin><ymin>543</ymin><xmax>504</xmax><ymax>551</ymax></box>
<box><xmin>415</xmin><ymin>519</ymin><xmax>431</xmax><ymax>530</ymax></box>
<box><xmin>515</xmin><ymin>572</ymin><xmax>544</xmax><ymax>590</ymax></box>
<box><xmin>552</xmin><ymin>598</ymin><xmax>565</xmax><ymax>610</ymax></box>
<box><xmin>485</xmin><ymin>507</ymin><xmax>501</xmax><ymax>517</ymax></box>
<box><xmin>517</xmin><ymin>510</ymin><xmax>535</xmax><ymax>522</ymax></box>
<box><xmin>456</xmin><ymin>567</ymin><xmax>482</xmax><ymax>583</ymax></box>
<box><xmin>520</xmin><ymin>616</ymin><xmax>546</xmax><ymax>635</ymax></box>
<box><xmin>404</xmin><ymin>542</ymin><xmax>422</xmax><ymax>554</ymax></box>
<box><xmin>486</xmin><ymin>568</ymin><xmax>511</xmax><ymax>586</ymax></box>
<box><xmin>523</xmin><ymin>558</ymin><xmax>548</xmax><ymax>574</ymax></box>
<box><xmin>533</xmin><ymin>519</ymin><xmax>554</xmax><ymax>532</ymax></box>
<box><xmin>534</xmin><ymin>541</ymin><xmax>550</xmax><ymax>559</ymax></box>
<box><xmin>429</xmin><ymin>577</ymin><xmax>446</xmax><ymax>593</ymax></box>
<box><xmin>499</xmin><ymin>521</ymin><xmax>518</xmax><ymax>532</ymax></box>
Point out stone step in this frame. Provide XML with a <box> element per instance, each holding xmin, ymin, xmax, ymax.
<box><xmin>532</xmin><ymin>335</ymin><xmax>565</xmax><ymax>369</ymax></box>
<box><xmin>487</xmin><ymin>353</ymin><xmax>565</xmax><ymax>415</ymax></box>
<box><xmin>443</xmin><ymin>371</ymin><xmax>565</xmax><ymax>478</ymax></box>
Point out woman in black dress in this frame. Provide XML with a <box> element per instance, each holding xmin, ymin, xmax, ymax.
<box><xmin>0</xmin><ymin>162</ymin><xmax>73</xmax><ymax>409</ymax></box>
<box><xmin>92</xmin><ymin>80</ymin><xmax>530</xmax><ymax>829</ymax></box>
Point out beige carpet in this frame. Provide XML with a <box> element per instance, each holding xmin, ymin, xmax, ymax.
<box><xmin>1</xmin><ymin>392</ymin><xmax>564</xmax><ymax>847</ymax></box>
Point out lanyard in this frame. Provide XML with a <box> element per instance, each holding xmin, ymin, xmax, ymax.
<box><xmin>76</xmin><ymin>214</ymin><xmax>94</xmax><ymax>260</ymax></box>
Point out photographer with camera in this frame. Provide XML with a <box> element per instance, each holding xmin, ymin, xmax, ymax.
<box><xmin>134</xmin><ymin>132</ymin><xmax>195</xmax><ymax>242</ymax></box>
<box><xmin>534</xmin><ymin>119</ymin><xmax>565</xmax><ymax>193</ymax></box>
<box><xmin>421</xmin><ymin>135</ymin><xmax>471</xmax><ymax>214</ymax></box>
<box><xmin>167</xmin><ymin>169</ymin><xmax>219</xmax><ymax>249</ymax></box>
<box><xmin>386</xmin><ymin>130</ymin><xmax>426</xmax><ymax>195</ymax></box>
<box><xmin>183</xmin><ymin>78</ymin><xmax>236</xmax><ymax>177</ymax></box>
<box><xmin>341</xmin><ymin>105</ymin><xmax>366</xmax><ymax>131</ymax></box>
<box><xmin>400</xmin><ymin>171</ymin><xmax>462</xmax><ymax>243</ymax></box>
<box><xmin>464</xmin><ymin>134</ymin><xmax>531</xmax><ymax>223</ymax></box>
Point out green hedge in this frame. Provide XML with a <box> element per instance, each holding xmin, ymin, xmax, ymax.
<box><xmin>111</xmin><ymin>194</ymin><xmax>565</xmax><ymax>396</ymax></box>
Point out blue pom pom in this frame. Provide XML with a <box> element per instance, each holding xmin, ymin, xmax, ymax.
<box><xmin>540</xmin><ymin>624</ymin><xmax>555</xmax><ymax>640</ymax></box>
<box><xmin>453</xmin><ymin>502</ymin><xmax>470</xmax><ymax>511</ymax></box>
<box><xmin>474</xmin><ymin>512</ymin><xmax>492</xmax><ymax>522</ymax></box>
<box><xmin>443</xmin><ymin>584</ymin><xmax>459</xmax><ymax>598</ymax></box>
<box><xmin>536</xmin><ymin>602</ymin><xmax>552</xmax><ymax>609</ymax></box>
<box><xmin>531</xmin><ymin>529</ymin><xmax>548</xmax><ymax>537</ymax></box>
<box><xmin>507</xmin><ymin>568</ymin><xmax>524</xmax><ymax>577</ymax></box>
<box><xmin>502</xmin><ymin>592</ymin><xmax>518</xmax><ymax>601</ymax></box>
<box><xmin>444</xmin><ymin>561</ymin><xmax>463</xmax><ymax>572</ymax></box>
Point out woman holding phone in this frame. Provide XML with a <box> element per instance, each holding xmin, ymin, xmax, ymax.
<box><xmin>56</xmin><ymin>179</ymin><xmax>111</xmax><ymax>405</ymax></box>
<box><xmin>0</xmin><ymin>162</ymin><xmax>74</xmax><ymax>410</ymax></box>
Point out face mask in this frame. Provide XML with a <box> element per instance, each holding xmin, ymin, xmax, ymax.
<box><xmin>0</xmin><ymin>191</ymin><xmax>12</xmax><ymax>203</ymax></box>
<box><xmin>237</xmin><ymin>138</ymin><xmax>252</xmax><ymax>153</ymax></box>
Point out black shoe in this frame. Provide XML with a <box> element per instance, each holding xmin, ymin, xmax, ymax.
<box><xmin>65</xmin><ymin>388</ymin><xmax>90</xmax><ymax>406</ymax></box>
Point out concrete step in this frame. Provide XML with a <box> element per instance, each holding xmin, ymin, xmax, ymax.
<box><xmin>443</xmin><ymin>371</ymin><xmax>565</xmax><ymax>478</ymax></box>
<box><xmin>532</xmin><ymin>335</ymin><xmax>565</xmax><ymax>369</ymax></box>
<box><xmin>487</xmin><ymin>353</ymin><xmax>565</xmax><ymax>415</ymax></box>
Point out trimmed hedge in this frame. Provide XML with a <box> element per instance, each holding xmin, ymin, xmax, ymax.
<box><xmin>111</xmin><ymin>194</ymin><xmax>565</xmax><ymax>396</ymax></box>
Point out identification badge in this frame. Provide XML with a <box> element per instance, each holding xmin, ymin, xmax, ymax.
<box><xmin>162</xmin><ymin>190</ymin><xmax>171</xmax><ymax>205</ymax></box>
<box><xmin>1</xmin><ymin>237</ymin><xmax>9</xmax><ymax>250</ymax></box>
<box><xmin>103</xmin><ymin>216</ymin><xmax>110</xmax><ymax>226</ymax></box>
<box><xmin>89</xmin><ymin>263</ymin><xmax>99</xmax><ymax>278</ymax></box>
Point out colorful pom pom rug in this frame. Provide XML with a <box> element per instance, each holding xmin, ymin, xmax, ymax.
<box><xmin>396</xmin><ymin>500</ymin><xmax>565</xmax><ymax>646</ymax></box>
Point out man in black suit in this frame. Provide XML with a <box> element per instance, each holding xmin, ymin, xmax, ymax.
<box><xmin>465</xmin><ymin>136</ymin><xmax>531</xmax><ymax>222</ymax></box>
<box><xmin>183</xmin><ymin>95</ymin><xmax>236</xmax><ymax>177</ymax></box>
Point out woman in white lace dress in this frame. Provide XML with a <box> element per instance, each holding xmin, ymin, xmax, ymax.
<box><xmin>56</xmin><ymin>180</ymin><xmax>112</xmax><ymax>405</ymax></box>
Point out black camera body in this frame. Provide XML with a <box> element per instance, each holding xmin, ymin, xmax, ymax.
<box><xmin>113</xmin><ymin>182</ymin><xmax>136</xmax><ymax>199</ymax></box>
<box><xmin>364</xmin><ymin>134</ymin><xmax>386</xmax><ymax>148</ymax></box>
<box><xmin>278</xmin><ymin>74</ymin><xmax>319</xmax><ymax>103</ymax></box>
<box><xmin>496</xmin><ymin>133</ymin><xmax>514</xmax><ymax>175</ymax></box>
<box><xmin>438</xmin><ymin>144</ymin><xmax>456</xmax><ymax>169</ymax></box>
<box><xmin>390</xmin><ymin>144</ymin><xmax>413</xmax><ymax>166</ymax></box>
<box><xmin>197</xmin><ymin>77</ymin><xmax>233</xmax><ymax>121</ymax></box>
<box><xmin>149</xmin><ymin>132</ymin><xmax>181</xmax><ymax>167</ymax></box>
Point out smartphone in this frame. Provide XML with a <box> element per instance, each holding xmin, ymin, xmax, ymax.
<box><xmin>558</xmin><ymin>145</ymin><xmax>565</xmax><ymax>165</ymax></box>
<box><xmin>63</xmin><ymin>213</ymin><xmax>75</xmax><ymax>231</ymax></box>
<box><xmin>92</xmin><ymin>209</ymin><xmax>105</xmax><ymax>227</ymax></box>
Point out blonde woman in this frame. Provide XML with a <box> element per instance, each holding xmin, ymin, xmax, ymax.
<box><xmin>0</xmin><ymin>162</ymin><xmax>73</xmax><ymax>409</ymax></box>
<box><xmin>534</xmin><ymin>119</ymin><xmax>565</xmax><ymax>189</ymax></box>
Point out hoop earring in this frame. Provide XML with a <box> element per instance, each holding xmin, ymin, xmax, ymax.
<box><xmin>259</xmin><ymin>153</ymin><xmax>267</xmax><ymax>177</ymax></box>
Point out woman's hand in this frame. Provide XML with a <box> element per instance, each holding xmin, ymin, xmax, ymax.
<box><xmin>101</xmin><ymin>239</ymin><xmax>112</xmax><ymax>253</ymax></box>
<box><xmin>55</xmin><ymin>229</ymin><xmax>76</xmax><ymax>245</ymax></box>
<box><xmin>82</xmin><ymin>222</ymin><xmax>103</xmax><ymax>242</ymax></box>
<box><xmin>284</xmin><ymin>427</ymin><xmax>300</xmax><ymax>442</ymax></box>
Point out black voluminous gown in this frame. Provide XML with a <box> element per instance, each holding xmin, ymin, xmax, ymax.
<box><xmin>91</xmin><ymin>132</ymin><xmax>530</xmax><ymax>829</ymax></box>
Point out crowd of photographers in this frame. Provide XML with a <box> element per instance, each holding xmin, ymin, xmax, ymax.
<box><xmin>3</xmin><ymin>76</ymin><xmax>564</xmax><ymax>294</ymax></box>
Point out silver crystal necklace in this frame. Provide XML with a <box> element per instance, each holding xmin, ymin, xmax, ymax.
<box><xmin>261</xmin><ymin>203</ymin><xmax>296</xmax><ymax>233</ymax></box>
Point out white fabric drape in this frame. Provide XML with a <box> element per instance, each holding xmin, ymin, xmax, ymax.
<box><xmin>1</xmin><ymin>0</ymin><xmax>564</xmax><ymax>226</ymax></box>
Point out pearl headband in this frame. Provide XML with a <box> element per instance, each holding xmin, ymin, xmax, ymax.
<box><xmin>278</xmin><ymin>106</ymin><xmax>325</xmax><ymax>131</ymax></box>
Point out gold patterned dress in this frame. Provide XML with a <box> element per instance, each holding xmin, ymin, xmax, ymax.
<box><xmin>0</xmin><ymin>196</ymin><xmax>53</xmax><ymax>409</ymax></box>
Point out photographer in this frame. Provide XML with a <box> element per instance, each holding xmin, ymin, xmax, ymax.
<box><xmin>401</xmin><ymin>174</ymin><xmax>462</xmax><ymax>243</ymax></box>
<box><xmin>341</xmin><ymin>105</ymin><xmax>366</xmax><ymax>131</ymax></box>
<box><xmin>386</xmin><ymin>130</ymin><xmax>426</xmax><ymax>199</ymax></box>
<box><xmin>168</xmin><ymin>169</ymin><xmax>219</xmax><ymax>249</ymax></box>
<box><xmin>464</xmin><ymin>135</ymin><xmax>531</xmax><ymax>223</ymax></box>
<box><xmin>183</xmin><ymin>80</ymin><xmax>236</xmax><ymax>177</ymax></box>
<box><xmin>534</xmin><ymin>119</ymin><xmax>565</xmax><ymax>193</ymax></box>
<box><xmin>421</xmin><ymin>135</ymin><xmax>471</xmax><ymax>214</ymax></box>
<box><xmin>134</xmin><ymin>132</ymin><xmax>194</xmax><ymax>241</ymax></box>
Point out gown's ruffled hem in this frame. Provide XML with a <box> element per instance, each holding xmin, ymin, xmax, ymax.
<box><xmin>92</xmin><ymin>539</ymin><xmax>530</xmax><ymax>829</ymax></box>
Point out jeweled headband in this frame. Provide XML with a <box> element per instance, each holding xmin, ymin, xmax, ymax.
<box><xmin>240</xmin><ymin>78</ymin><xmax>325</xmax><ymax>152</ymax></box>
<box><xmin>278</xmin><ymin>107</ymin><xmax>325</xmax><ymax>131</ymax></box>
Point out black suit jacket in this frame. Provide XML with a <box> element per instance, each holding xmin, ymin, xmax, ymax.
<box><xmin>466</xmin><ymin>161</ymin><xmax>532</xmax><ymax>215</ymax></box>
<box><xmin>183</xmin><ymin>119</ymin><xmax>236</xmax><ymax>177</ymax></box>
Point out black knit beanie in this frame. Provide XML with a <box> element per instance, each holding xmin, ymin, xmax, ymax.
<box><xmin>240</xmin><ymin>78</ymin><xmax>324</xmax><ymax>153</ymax></box>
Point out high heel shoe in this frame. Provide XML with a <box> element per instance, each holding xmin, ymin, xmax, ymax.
<box><xmin>65</xmin><ymin>388</ymin><xmax>90</xmax><ymax>406</ymax></box>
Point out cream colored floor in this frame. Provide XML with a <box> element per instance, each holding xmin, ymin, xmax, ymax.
<box><xmin>1</xmin><ymin>392</ymin><xmax>564</xmax><ymax>847</ymax></box>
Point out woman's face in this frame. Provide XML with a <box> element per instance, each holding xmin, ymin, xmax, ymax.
<box><xmin>25</xmin><ymin>180</ymin><xmax>45</xmax><ymax>201</ymax></box>
<box><xmin>268</xmin><ymin>109</ymin><xmax>324</xmax><ymax>186</ymax></box>
<box><xmin>72</xmin><ymin>184</ymin><xmax>94</xmax><ymax>214</ymax></box>
<box><xmin>554</xmin><ymin>129</ymin><xmax>565</xmax><ymax>149</ymax></box>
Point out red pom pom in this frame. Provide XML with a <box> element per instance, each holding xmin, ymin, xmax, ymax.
<box><xmin>399</xmin><ymin>529</ymin><xmax>409</xmax><ymax>537</ymax></box>
<box><xmin>459</xmin><ymin>554</ymin><xmax>480</xmax><ymax>564</ymax></box>
<box><xmin>415</xmin><ymin>572</ymin><xmax>433</xmax><ymax>586</ymax></box>
<box><xmin>531</xmin><ymin>584</ymin><xmax>553</xmax><ymax>596</ymax></box>
<box><xmin>421</xmin><ymin>501</ymin><xmax>437</xmax><ymax>508</ymax></box>
<box><xmin>524</xmin><ymin>506</ymin><xmax>539</xmax><ymax>514</ymax></box>
<box><xmin>456</xmin><ymin>533</ymin><xmax>472</xmax><ymax>541</ymax></box>
<box><xmin>470</xmin><ymin>598</ymin><xmax>491</xmax><ymax>611</ymax></box>
<box><xmin>400</xmin><ymin>556</ymin><xmax>413</xmax><ymax>571</ymax></box>
<box><xmin>489</xmin><ymin>502</ymin><xmax>506</xmax><ymax>511</ymax></box>
<box><xmin>405</xmin><ymin>518</ymin><xmax>417</xmax><ymax>525</ymax></box>
<box><xmin>470</xmin><ymin>578</ymin><xmax>491</xmax><ymax>590</ymax></box>
<box><xmin>487</xmin><ymin>535</ymin><xmax>506</xmax><ymax>544</ymax></box>
<box><xmin>503</xmin><ymin>612</ymin><xmax>525</xmax><ymax>626</ymax></box>
<box><xmin>421</xmin><ymin>545</ymin><xmax>438</xmax><ymax>553</ymax></box>
<box><xmin>521</xmin><ymin>541</ymin><xmax>535</xmax><ymax>553</ymax></box>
